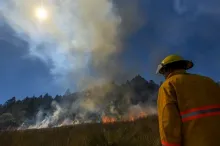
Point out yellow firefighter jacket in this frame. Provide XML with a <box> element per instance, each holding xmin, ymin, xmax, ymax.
<box><xmin>157</xmin><ymin>70</ymin><xmax>220</xmax><ymax>146</ymax></box>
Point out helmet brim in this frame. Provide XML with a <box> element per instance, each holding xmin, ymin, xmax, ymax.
<box><xmin>156</xmin><ymin>60</ymin><xmax>193</xmax><ymax>75</ymax></box>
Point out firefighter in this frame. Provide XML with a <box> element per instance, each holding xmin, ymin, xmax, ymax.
<box><xmin>156</xmin><ymin>54</ymin><xmax>220</xmax><ymax>146</ymax></box>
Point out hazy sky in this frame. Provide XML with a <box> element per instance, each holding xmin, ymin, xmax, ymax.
<box><xmin>0</xmin><ymin>0</ymin><xmax>220</xmax><ymax>103</ymax></box>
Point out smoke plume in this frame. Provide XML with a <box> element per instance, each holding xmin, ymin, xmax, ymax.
<box><xmin>0</xmin><ymin>0</ymin><xmax>143</xmax><ymax>92</ymax></box>
<box><xmin>0</xmin><ymin>0</ymin><xmax>157</xmax><ymax>130</ymax></box>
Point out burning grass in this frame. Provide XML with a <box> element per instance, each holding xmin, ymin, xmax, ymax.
<box><xmin>0</xmin><ymin>115</ymin><xmax>161</xmax><ymax>146</ymax></box>
<box><xmin>102</xmin><ymin>112</ymin><xmax>148</xmax><ymax>124</ymax></box>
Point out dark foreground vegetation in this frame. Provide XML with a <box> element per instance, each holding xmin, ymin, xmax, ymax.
<box><xmin>0</xmin><ymin>115</ymin><xmax>160</xmax><ymax>146</ymax></box>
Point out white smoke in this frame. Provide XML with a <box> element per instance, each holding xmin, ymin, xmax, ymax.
<box><xmin>128</xmin><ymin>104</ymin><xmax>157</xmax><ymax>117</ymax></box>
<box><xmin>15</xmin><ymin>95</ymin><xmax>158</xmax><ymax>130</ymax></box>
<box><xmin>17</xmin><ymin>95</ymin><xmax>157</xmax><ymax>130</ymax></box>
<box><xmin>0</xmin><ymin>0</ymin><xmax>122</xmax><ymax>91</ymax></box>
<box><xmin>0</xmin><ymin>0</ymin><xmax>155</xmax><ymax>130</ymax></box>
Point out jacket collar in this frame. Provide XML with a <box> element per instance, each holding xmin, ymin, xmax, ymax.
<box><xmin>167</xmin><ymin>70</ymin><xmax>187</xmax><ymax>79</ymax></box>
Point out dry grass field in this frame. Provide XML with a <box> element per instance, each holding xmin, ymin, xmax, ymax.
<box><xmin>0</xmin><ymin>115</ymin><xmax>161</xmax><ymax>146</ymax></box>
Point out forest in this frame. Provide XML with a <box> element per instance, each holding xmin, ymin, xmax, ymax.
<box><xmin>0</xmin><ymin>75</ymin><xmax>160</xmax><ymax>130</ymax></box>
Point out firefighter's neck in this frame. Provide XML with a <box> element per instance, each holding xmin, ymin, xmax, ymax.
<box><xmin>164</xmin><ymin>69</ymin><xmax>186</xmax><ymax>79</ymax></box>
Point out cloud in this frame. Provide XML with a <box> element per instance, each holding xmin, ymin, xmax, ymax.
<box><xmin>1</xmin><ymin>0</ymin><xmax>220</xmax><ymax>90</ymax></box>
<box><xmin>0</xmin><ymin>0</ymin><xmax>145</xmax><ymax>91</ymax></box>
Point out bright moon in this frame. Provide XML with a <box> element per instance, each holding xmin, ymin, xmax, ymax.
<box><xmin>35</xmin><ymin>6</ymin><xmax>48</xmax><ymax>21</ymax></box>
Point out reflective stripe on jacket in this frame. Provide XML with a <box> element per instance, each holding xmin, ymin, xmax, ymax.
<box><xmin>180</xmin><ymin>104</ymin><xmax>220</xmax><ymax>122</ymax></box>
<box><xmin>157</xmin><ymin>70</ymin><xmax>220</xmax><ymax>146</ymax></box>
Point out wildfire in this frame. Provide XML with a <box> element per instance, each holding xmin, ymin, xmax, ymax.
<box><xmin>128</xmin><ymin>116</ymin><xmax>135</xmax><ymax>122</ymax></box>
<box><xmin>102</xmin><ymin>116</ymin><xmax>117</xmax><ymax>123</ymax></box>
<box><xmin>102</xmin><ymin>112</ymin><xmax>148</xmax><ymax>124</ymax></box>
<box><xmin>138</xmin><ymin>112</ymin><xmax>147</xmax><ymax>119</ymax></box>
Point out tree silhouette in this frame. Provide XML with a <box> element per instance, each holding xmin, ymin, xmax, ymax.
<box><xmin>0</xmin><ymin>75</ymin><xmax>160</xmax><ymax>129</ymax></box>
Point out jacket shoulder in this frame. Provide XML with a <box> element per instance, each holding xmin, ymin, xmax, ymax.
<box><xmin>158</xmin><ymin>78</ymin><xmax>177</xmax><ymax>104</ymax></box>
<box><xmin>164</xmin><ymin>73</ymin><xmax>216</xmax><ymax>86</ymax></box>
<box><xmin>159</xmin><ymin>78</ymin><xmax>174</xmax><ymax>91</ymax></box>
<box><xmin>188</xmin><ymin>73</ymin><xmax>216</xmax><ymax>83</ymax></box>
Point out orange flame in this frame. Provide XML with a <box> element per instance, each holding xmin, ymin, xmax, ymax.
<box><xmin>102</xmin><ymin>112</ymin><xmax>147</xmax><ymax>124</ymax></box>
<box><xmin>102</xmin><ymin>116</ymin><xmax>117</xmax><ymax>123</ymax></box>
<box><xmin>129</xmin><ymin>116</ymin><xmax>135</xmax><ymax>122</ymax></box>
<box><xmin>138</xmin><ymin>112</ymin><xmax>147</xmax><ymax>119</ymax></box>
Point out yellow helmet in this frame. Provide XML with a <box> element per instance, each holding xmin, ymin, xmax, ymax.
<box><xmin>156</xmin><ymin>54</ymin><xmax>193</xmax><ymax>74</ymax></box>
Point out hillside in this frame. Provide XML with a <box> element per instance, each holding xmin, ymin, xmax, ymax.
<box><xmin>0</xmin><ymin>75</ymin><xmax>159</xmax><ymax>130</ymax></box>
<box><xmin>1</xmin><ymin>75</ymin><xmax>219</xmax><ymax>146</ymax></box>
<box><xmin>0</xmin><ymin>115</ymin><xmax>161</xmax><ymax>146</ymax></box>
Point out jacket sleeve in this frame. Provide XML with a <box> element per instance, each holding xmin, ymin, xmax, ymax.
<box><xmin>157</xmin><ymin>82</ymin><xmax>182</xmax><ymax>146</ymax></box>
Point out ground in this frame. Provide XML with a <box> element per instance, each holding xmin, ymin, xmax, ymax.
<box><xmin>0</xmin><ymin>115</ymin><xmax>161</xmax><ymax>146</ymax></box>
